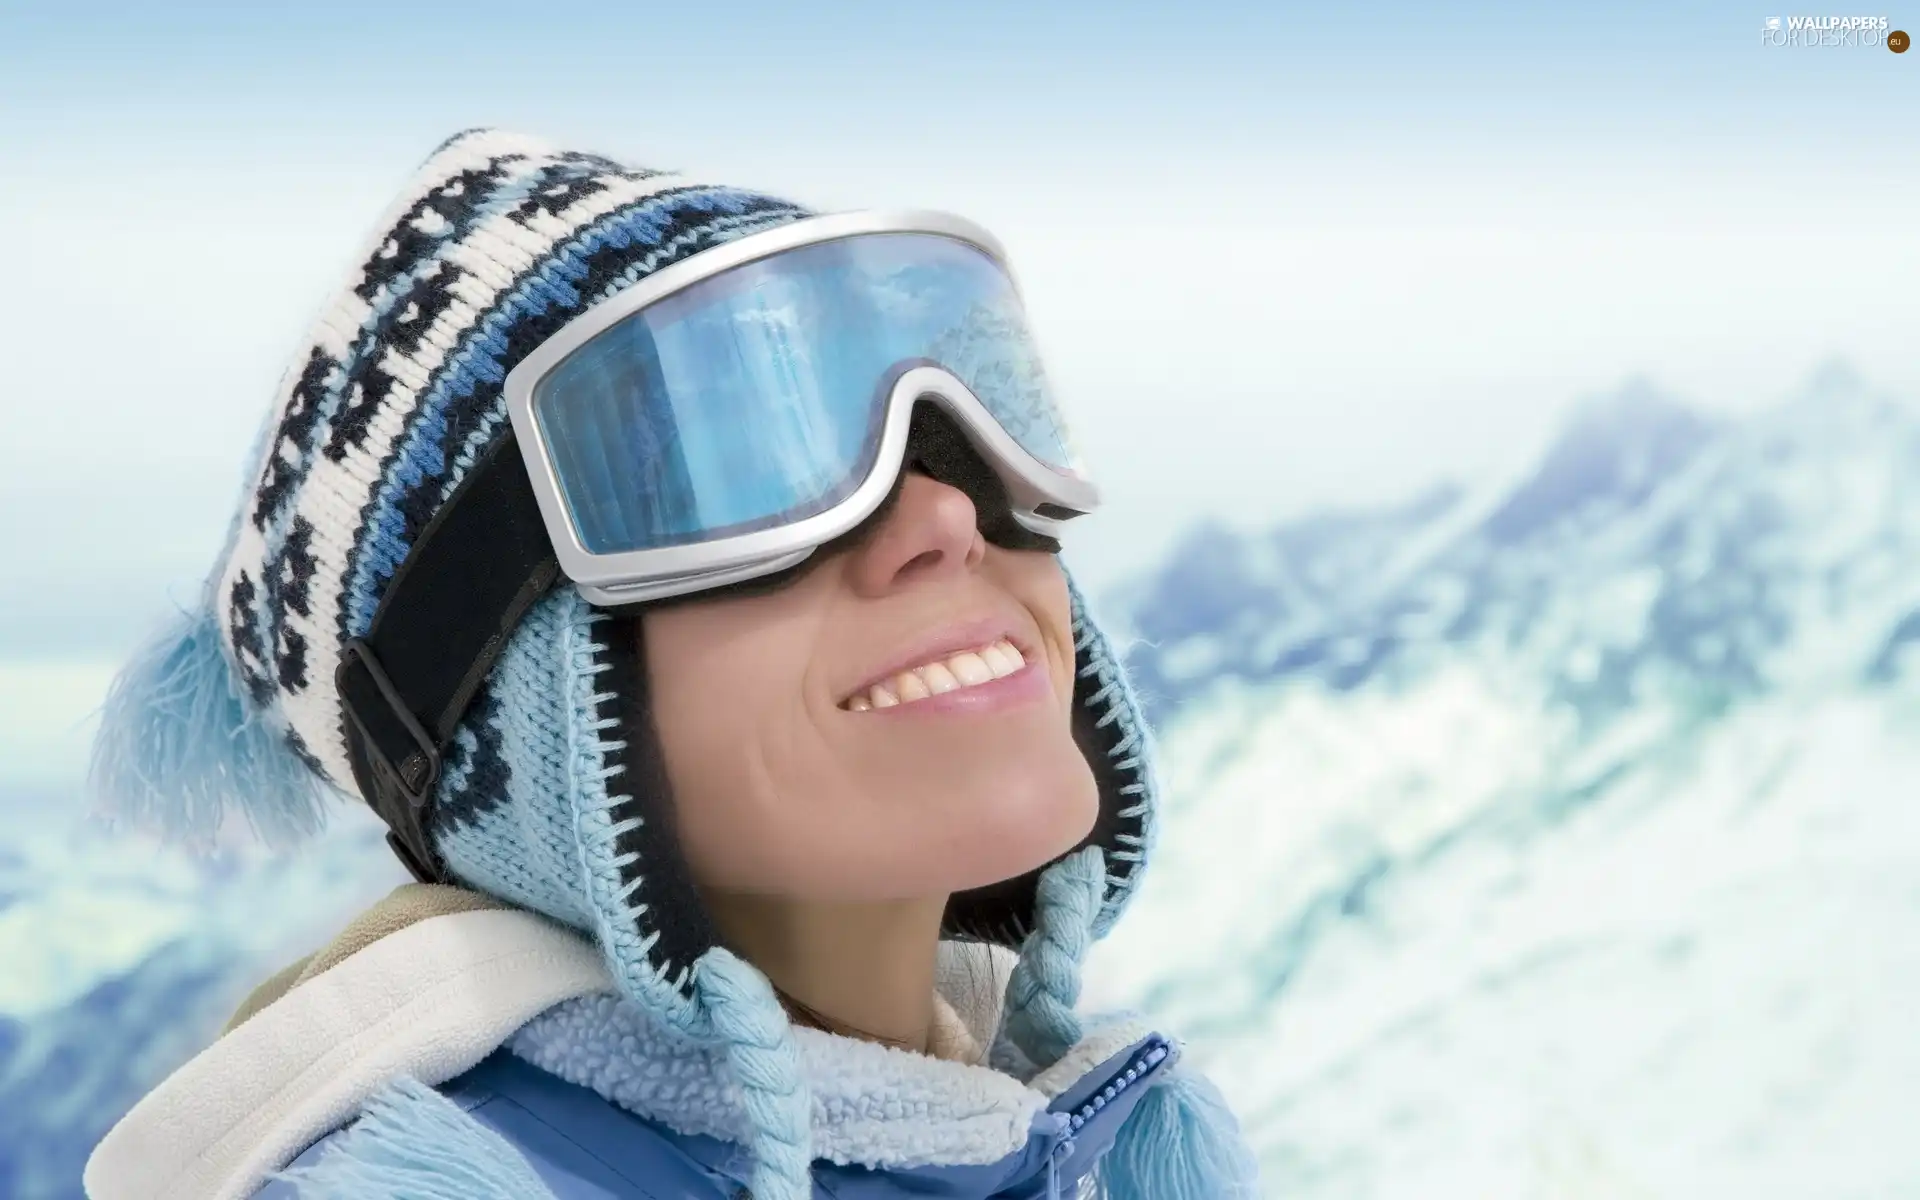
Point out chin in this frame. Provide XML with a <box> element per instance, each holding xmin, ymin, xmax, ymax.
<box><xmin>925</xmin><ymin>751</ymin><xmax>1101</xmax><ymax>895</ymax></box>
<box><xmin>727</xmin><ymin>745</ymin><xmax>1102</xmax><ymax>903</ymax></box>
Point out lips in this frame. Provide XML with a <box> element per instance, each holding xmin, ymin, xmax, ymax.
<box><xmin>825</xmin><ymin>614</ymin><xmax>1036</xmax><ymax>706</ymax></box>
<box><xmin>840</xmin><ymin>639</ymin><xmax>1029</xmax><ymax>711</ymax></box>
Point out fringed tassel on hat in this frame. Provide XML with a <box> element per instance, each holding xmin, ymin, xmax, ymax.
<box><xmin>1005</xmin><ymin>847</ymin><xmax>1264</xmax><ymax>1199</ymax></box>
<box><xmin>88</xmin><ymin>603</ymin><xmax>330</xmax><ymax>848</ymax></box>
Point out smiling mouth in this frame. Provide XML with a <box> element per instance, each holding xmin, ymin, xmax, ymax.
<box><xmin>839</xmin><ymin>640</ymin><xmax>1030</xmax><ymax>711</ymax></box>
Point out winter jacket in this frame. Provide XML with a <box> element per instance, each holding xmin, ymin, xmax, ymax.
<box><xmin>87</xmin><ymin>885</ymin><xmax>1174</xmax><ymax>1200</ymax></box>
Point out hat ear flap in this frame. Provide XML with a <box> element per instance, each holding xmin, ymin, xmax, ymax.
<box><xmin>89</xmin><ymin>602</ymin><xmax>331</xmax><ymax>848</ymax></box>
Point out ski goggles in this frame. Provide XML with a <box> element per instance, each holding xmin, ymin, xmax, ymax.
<box><xmin>503</xmin><ymin>211</ymin><xmax>1100</xmax><ymax>607</ymax></box>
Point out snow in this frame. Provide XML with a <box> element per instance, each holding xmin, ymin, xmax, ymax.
<box><xmin>0</xmin><ymin>804</ymin><xmax>404</xmax><ymax>1197</ymax></box>
<box><xmin>1085</xmin><ymin>378</ymin><xmax>1920</xmax><ymax>1196</ymax></box>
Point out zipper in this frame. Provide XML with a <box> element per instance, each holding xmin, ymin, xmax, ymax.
<box><xmin>1064</xmin><ymin>1037</ymin><xmax>1172</xmax><ymax>1137</ymax></box>
<box><xmin>1044</xmin><ymin>1036</ymin><xmax>1175</xmax><ymax>1195</ymax></box>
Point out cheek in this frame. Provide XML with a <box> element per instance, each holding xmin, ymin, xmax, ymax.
<box><xmin>641</xmin><ymin>608</ymin><xmax>825</xmax><ymax>887</ymax></box>
<box><xmin>1033</xmin><ymin>565</ymin><xmax>1077</xmax><ymax>711</ymax></box>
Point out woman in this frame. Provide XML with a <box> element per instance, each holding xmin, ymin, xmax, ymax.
<box><xmin>82</xmin><ymin>129</ymin><xmax>1260</xmax><ymax>1200</ymax></box>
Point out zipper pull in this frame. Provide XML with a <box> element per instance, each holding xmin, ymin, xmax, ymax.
<box><xmin>1047</xmin><ymin>1129</ymin><xmax>1074</xmax><ymax>1199</ymax></box>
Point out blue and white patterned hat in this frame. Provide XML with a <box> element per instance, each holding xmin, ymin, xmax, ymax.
<box><xmin>93</xmin><ymin>129</ymin><xmax>1165</xmax><ymax>1198</ymax></box>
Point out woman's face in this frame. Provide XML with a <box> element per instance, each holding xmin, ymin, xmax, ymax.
<box><xmin>643</xmin><ymin>471</ymin><xmax>1098</xmax><ymax>901</ymax></box>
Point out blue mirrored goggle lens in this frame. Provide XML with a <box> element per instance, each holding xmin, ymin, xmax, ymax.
<box><xmin>531</xmin><ymin>233</ymin><xmax>1077</xmax><ymax>556</ymax></box>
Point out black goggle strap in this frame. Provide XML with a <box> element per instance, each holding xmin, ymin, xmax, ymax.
<box><xmin>335</xmin><ymin>430</ymin><xmax>558</xmax><ymax>884</ymax></box>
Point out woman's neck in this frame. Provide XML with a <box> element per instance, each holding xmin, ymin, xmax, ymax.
<box><xmin>701</xmin><ymin>891</ymin><xmax>950</xmax><ymax>1053</ymax></box>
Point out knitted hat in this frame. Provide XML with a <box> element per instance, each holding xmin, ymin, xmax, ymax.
<box><xmin>93</xmin><ymin>130</ymin><xmax>1165</xmax><ymax>1198</ymax></box>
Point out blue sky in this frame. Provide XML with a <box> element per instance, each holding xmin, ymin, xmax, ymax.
<box><xmin>2</xmin><ymin>0</ymin><xmax>1916</xmax><ymax>781</ymax></box>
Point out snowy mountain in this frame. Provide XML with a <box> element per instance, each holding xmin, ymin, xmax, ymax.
<box><xmin>6</xmin><ymin>365</ymin><xmax>1918</xmax><ymax>1198</ymax></box>
<box><xmin>0</xmin><ymin>801</ymin><xmax>404</xmax><ymax>1198</ymax></box>
<box><xmin>1085</xmin><ymin>364</ymin><xmax>1920</xmax><ymax>1197</ymax></box>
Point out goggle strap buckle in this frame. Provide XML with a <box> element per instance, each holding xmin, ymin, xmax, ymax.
<box><xmin>334</xmin><ymin>429</ymin><xmax>559</xmax><ymax>885</ymax></box>
<box><xmin>338</xmin><ymin>636</ymin><xmax>444</xmax><ymax>881</ymax></box>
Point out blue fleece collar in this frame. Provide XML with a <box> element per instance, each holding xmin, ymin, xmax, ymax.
<box><xmin>505</xmin><ymin>990</ymin><xmax>1173</xmax><ymax>1183</ymax></box>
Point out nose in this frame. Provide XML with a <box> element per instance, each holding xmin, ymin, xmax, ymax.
<box><xmin>845</xmin><ymin>470</ymin><xmax>987</xmax><ymax>596</ymax></box>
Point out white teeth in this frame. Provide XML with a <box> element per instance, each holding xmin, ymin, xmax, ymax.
<box><xmin>919</xmin><ymin>661</ymin><xmax>961</xmax><ymax>694</ymax></box>
<box><xmin>982</xmin><ymin>641</ymin><xmax>1023</xmax><ymax>677</ymax></box>
<box><xmin>948</xmin><ymin>651</ymin><xmax>994</xmax><ymax>686</ymax></box>
<box><xmin>895</xmin><ymin>670</ymin><xmax>931</xmax><ymax>702</ymax></box>
<box><xmin>846</xmin><ymin>640</ymin><xmax>1031</xmax><ymax>710</ymax></box>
